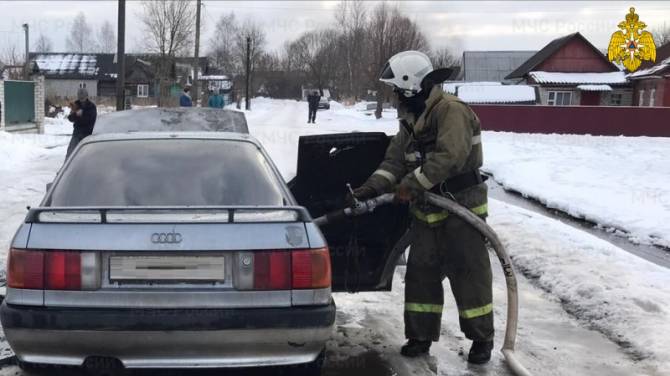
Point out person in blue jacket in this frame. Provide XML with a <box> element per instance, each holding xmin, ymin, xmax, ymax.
<box><xmin>180</xmin><ymin>86</ymin><xmax>193</xmax><ymax>107</ymax></box>
<box><xmin>208</xmin><ymin>89</ymin><xmax>225</xmax><ymax>109</ymax></box>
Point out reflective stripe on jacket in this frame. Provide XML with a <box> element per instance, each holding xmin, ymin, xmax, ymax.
<box><xmin>363</xmin><ymin>85</ymin><xmax>487</xmax><ymax>223</ymax></box>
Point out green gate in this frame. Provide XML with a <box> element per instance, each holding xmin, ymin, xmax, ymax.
<box><xmin>4</xmin><ymin>80</ymin><xmax>35</xmax><ymax>125</ymax></box>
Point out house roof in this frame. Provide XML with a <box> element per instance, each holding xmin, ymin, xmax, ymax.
<box><xmin>506</xmin><ymin>32</ymin><xmax>618</xmax><ymax>79</ymax></box>
<box><xmin>454</xmin><ymin>84</ymin><xmax>537</xmax><ymax>104</ymax></box>
<box><xmin>628</xmin><ymin>57</ymin><xmax>670</xmax><ymax>79</ymax></box>
<box><xmin>29</xmin><ymin>53</ymin><xmax>116</xmax><ymax>79</ymax></box>
<box><xmin>577</xmin><ymin>84</ymin><xmax>612</xmax><ymax>91</ymax></box>
<box><xmin>528</xmin><ymin>71</ymin><xmax>627</xmax><ymax>85</ymax></box>
<box><xmin>462</xmin><ymin>51</ymin><xmax>537</xmax><ymax>82</ymax></box>
<box><xmin>638</xmin><ymin>42</ymin><xmax>670</xmax><ymax>71</ymax></box>
<box><xmin>30</xmin><ymin>53</ymin><xmax>211</xmax><ymax>80</ymax></box>
<box><xmin>444</xmin><ymin>81</ymin><xmax>501</xmax><ymax>94</ymax></box>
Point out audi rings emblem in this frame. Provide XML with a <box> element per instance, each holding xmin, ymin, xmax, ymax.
<box><xmin>151</xmin><ymin>231</ymin><xmax>183</xmax><ymax>244</ymax></box>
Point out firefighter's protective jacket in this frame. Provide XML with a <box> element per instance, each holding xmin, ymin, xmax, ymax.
<box><xmin>362</xmin><ymin>85</ymin><xmax>487</xmax><ymax>224</ymax></box>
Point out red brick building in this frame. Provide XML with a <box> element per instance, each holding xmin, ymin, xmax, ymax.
<box><xmin>628</xmin><ymin>43</ymin><xmax>670</xmax><ymax>107</ymax></box>
<box><xmin>506</xmin><ymin>32</ymin><xmax>632</xmax><ymax>106</ymax></box>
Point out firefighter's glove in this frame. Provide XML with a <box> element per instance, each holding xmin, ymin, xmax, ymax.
<box><xmin>395</xmin><ymin>176</ymin><xmax>424</xmax><ymax>204</ymax></box>
<box><xmin>345</xmin><ymin>186</ymin><xmax>377</xmax><ymax>207</ymax></box>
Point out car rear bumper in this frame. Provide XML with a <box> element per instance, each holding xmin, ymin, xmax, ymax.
<box><xmin>1</xmin><ymin>301</ymin><xmax>335</xmax><ymax>368</ymax></box>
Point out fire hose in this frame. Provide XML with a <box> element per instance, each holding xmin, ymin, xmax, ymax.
<box><xmin>314</xmin><ymin>192</ymin><xmax>532</xmax><ymax>376</ymax></box>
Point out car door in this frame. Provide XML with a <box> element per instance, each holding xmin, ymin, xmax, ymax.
<box><xmin>289</xmin><ymin>132</ymin><xmax>411</xmax><ymax>292</ymax></box>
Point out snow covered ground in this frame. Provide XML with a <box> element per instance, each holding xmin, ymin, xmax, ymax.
<box><xmin>483</xmin><ymin>132</ymin><xmax>670</xmax><ymax>249</ymax></box>
<box><xmin>0</xmin><ymin>99</ymin><xmax>668</xmax><ymax>375</ymax></box>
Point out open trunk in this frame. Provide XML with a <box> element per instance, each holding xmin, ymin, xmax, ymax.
<box><xmin>289</xmin><ymin>132</ymin><xmax>411</xmax><ymax>293</ymax></box>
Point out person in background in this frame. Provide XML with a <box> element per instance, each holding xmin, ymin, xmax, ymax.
<box><xmin>307</xmin><ymin>90</ymin><xmax>320</xmax><ymax>124</ymax></box>
<box><xmin>65</xmin><ymin>87</ymin><xmax>97</xmax><ymax>159</ymax></box>
<box><xmin>180</xmin><ymin>86</ymin><xmax>193</xmax><ymax>107</ymax></box>
<box><xmin>208</xmin><ymin>89</ymin><xmax>225</xmax><ymax>109</ymax></box>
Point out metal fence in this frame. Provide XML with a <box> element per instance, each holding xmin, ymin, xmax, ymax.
<box><xmin>4</xmin><ymin>80</ymin><xmax>35</xmax><ymax>125</ymax></box>
<box><xmin>471</xmin><ymin>104</ymin><xmax>670</xmax><ymax>137</ymax></box>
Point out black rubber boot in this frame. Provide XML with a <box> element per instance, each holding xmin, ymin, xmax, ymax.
<box><xmin>468</xmin><ymin>340</ymin><xmax>493</xmax><ymax>364</ymax></box>
<box><xmin>400</xmin><ymin>339</ymin><xmax>431</xmax><ymax>357</ymax></box>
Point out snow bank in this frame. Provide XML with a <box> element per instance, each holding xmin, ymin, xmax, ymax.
<box><xmin>489</xmin><ymin>199</ymin><xmax>670</xmax><ymax>371</ymax></box>
<box><xmin>483</xmin><ymin>131</ymin><xmax>670</xmax><ymax>248</ymax></box>
<box><xmin>456</xmin><ymin>84</ymin><xmax>536</xmax><ymax>104</ymax></box>
<box><xmin>0</xmin><ymin>132</ymin><xmax>44</xmax><ymax>168</ymax></box>
<box><xmin>0</xmin><ymin>131</ymin><xmax>68</xmax><ymax>168</ymax></box>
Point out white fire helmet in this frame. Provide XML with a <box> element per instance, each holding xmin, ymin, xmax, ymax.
<box><xmin>379</xmin><ymin>51</ymin><xmax>433</xmax><ymax>97</ymax></box>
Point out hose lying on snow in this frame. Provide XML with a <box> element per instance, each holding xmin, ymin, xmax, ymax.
<box><xmin>424</xmin><ymin>192</ymin><xmax>532</xmax><ymax>376</ymax></box>
<box><xmin>314</xmin><ymin>192</ymin><xmax>532</xmax><ymax>376</ymax></box>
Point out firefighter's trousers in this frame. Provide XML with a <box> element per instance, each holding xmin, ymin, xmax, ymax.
<box><xmin>404</xmin><ymin>215</ymin><xmax>494</xmax><ymax>342</ymax></box>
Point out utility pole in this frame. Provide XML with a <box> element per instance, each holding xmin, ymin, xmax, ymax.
<box><xmin>116</xmin><ymin>0</ymin><xmax>126</xmax><ymax>111</ymax></box>
<box><xmin>193</xmin><ymin>0</ymin><xmax>201</xmax><ymax>106</ymax></box>
<box><xmin>22</xmin><ymin>24</ymin><xmax>29</xmax><ymax>79</ymax></box>
<box><xmin>245</xmin><ymin>36</ymin><xmax>251</xmax><ymax>111</ymax></box>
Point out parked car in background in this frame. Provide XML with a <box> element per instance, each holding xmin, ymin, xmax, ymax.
<box><xmin>318</xmin><ymin>97</ymin><xmax>331</xmax><ymax>110</ymax></box>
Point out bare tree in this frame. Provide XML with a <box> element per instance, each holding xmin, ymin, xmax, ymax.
<box><xmin>97</xmin><ymin>20</ymin><xmax>116</xmax><ymax>53</ymax></box>
<box><xmin>293</xmin><ymin>29</ymin><xmax>339</xmax><ymax>92</ymax></box>
<box><xmin>233</xmin><ymin>18</ymin><xmax>267</xmax><ymax>93</ymax></box>
<box><xmin>365</xmin><ymin>3</ymin><xmax>428</xmax><ymax>117</ymax></box>
<box><xmin>34</xmin><ymin>34</ymin><xmax>53</xmax><ymax>53</ymax></box>
<box><xmin>335</xmin><ymin>0</ymin><xmax>368</xmax><ymax>99</ymax></box>
<box><xmin>429</xmin><ymin>47</ymin><xmax>459</xmax><ymax>69</ymax></box>
<box><xmin>1</xmin><ymin>42</ymin><xmax>24</xmax><ymax>79</ymax></box>
<box><xmin>279</xmin><ymin>40</ymin><xmax>299</xmax><ymax>73</ymax></box>
<box><xmin>209</xmin><ymin>12</ymin><xmax>238</xmax><ymax>74</ymax></box>
<box><xmin>140</xmin><ymin>0</ymin><xmax>195</xmax><ymax>57</ymax></box>
<box><xmin>66</xmin><ymin>12</ymin><xmax>95</xmax><ymax>52</ymax></box>
<box><xmin>653</xmin><ymin>22</ymin><xmax>670</xmax><ymax>47</ymax></box>
<box><xmin>139</xmin><ymin>0</ymin><xmax>196</xmax><ymax>105</ymax></box>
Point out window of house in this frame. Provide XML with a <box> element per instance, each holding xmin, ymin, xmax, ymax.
<box><xmin>638</xmin><ymin>89</ymin><xmax>645</xmax><ymax>106</ymax></box>
<box><xmin>137</xmin><ymin>84</ymin><xmax>149</xmax><ymax>98</ymax></box>
<box><xmin>610</xmin><ymin>93</ymin><xmax>623</xmax><ymax>106</ymax></box>
<box><xmin>649</xmin><ymin>88</ymin><xmax>656</xmax><ymax>107</ymax></box>
<box><xmin>547</xmin><ymin>91</ymin><xmax>572</xmax><ymax>106</ymax></box>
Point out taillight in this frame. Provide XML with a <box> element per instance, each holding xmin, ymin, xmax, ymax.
<box><xmin>45</xmin><ymin>251</ymin><xmax>81</xmax><ymax>290</ymax></box>
<box><xmin>8</xmin><ymin>248</ymin><xmax>45</xmax><ymax>289</ymax></box>
<box><xmin>253</xmin><ymin>251</ymin><xmax>291</xmax><ymax>290</ymax></box>
<box><xmin>291</xmin><ymin>248</ymin><xmax>331</xmax><ymax>289</ymax></box>
<box><xmin>237</xmin><ymin>248</ymin><xmax>332</xmax><ymax>291</ymax></box>
<box><xmin>7</xmin><ymin>248</ymin><xmax>99</xmax><ymax>291</ymax></box>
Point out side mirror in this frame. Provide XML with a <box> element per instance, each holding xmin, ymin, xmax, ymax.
<box><xmin>46</xmin><ymin>182</ymin><xmax>53</xmax><ymax>192</ymax></box>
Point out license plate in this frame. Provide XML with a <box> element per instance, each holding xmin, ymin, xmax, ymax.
<box><xmin>109</xmin><ymin>256</ymin><xmax>225</xmax><ymax>282</ymax></box>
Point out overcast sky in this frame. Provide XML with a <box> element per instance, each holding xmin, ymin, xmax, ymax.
<box><xmin>1</xmin><ymin>1</ymin><xmax>669</xmax><ymax>57</ymax></box>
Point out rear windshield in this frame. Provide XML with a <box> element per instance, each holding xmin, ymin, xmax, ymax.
<box><xmin>50</xmin><ymin>139</ymin><xmax>285</xmax><ymax>206</ymax></box>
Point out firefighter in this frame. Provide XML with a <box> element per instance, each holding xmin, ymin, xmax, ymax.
<box><xmin>349</xmin><ymin>51</ymin><xmax>494</xmax><ymax>363</ymax></box>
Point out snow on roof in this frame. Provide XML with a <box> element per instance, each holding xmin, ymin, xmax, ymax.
<box><xmin>577</xmin><ymin>84</ymin><xmax>612</xmax><ymax>91</ymax></box>
<box><xmin>456</xmin><ymin>84</ymin><xmax>536</xmax><ymax>104</ymax></box>
<box><xmin>199</xmin><ymin>75</ymin><xmax>230</xmax><ymax>81</ymax></box>
<box><xmin>627</xmin><ymin>57</ymin><xmax>670</xmax><ymax>78</ymax></box>
<box><xmin>33</xmin><ymin>54</ymin><xmax>99</xmax><ymax>77</ymax></box>
<box><xmin>444</xmin><ymin>81</ymin><xmax>501</xmax><ymax>94</ymax></box>
<box><xmin>529</xmin><ymin>71</ymin><xmax>627</xmax><ymax>85</ymax></box>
